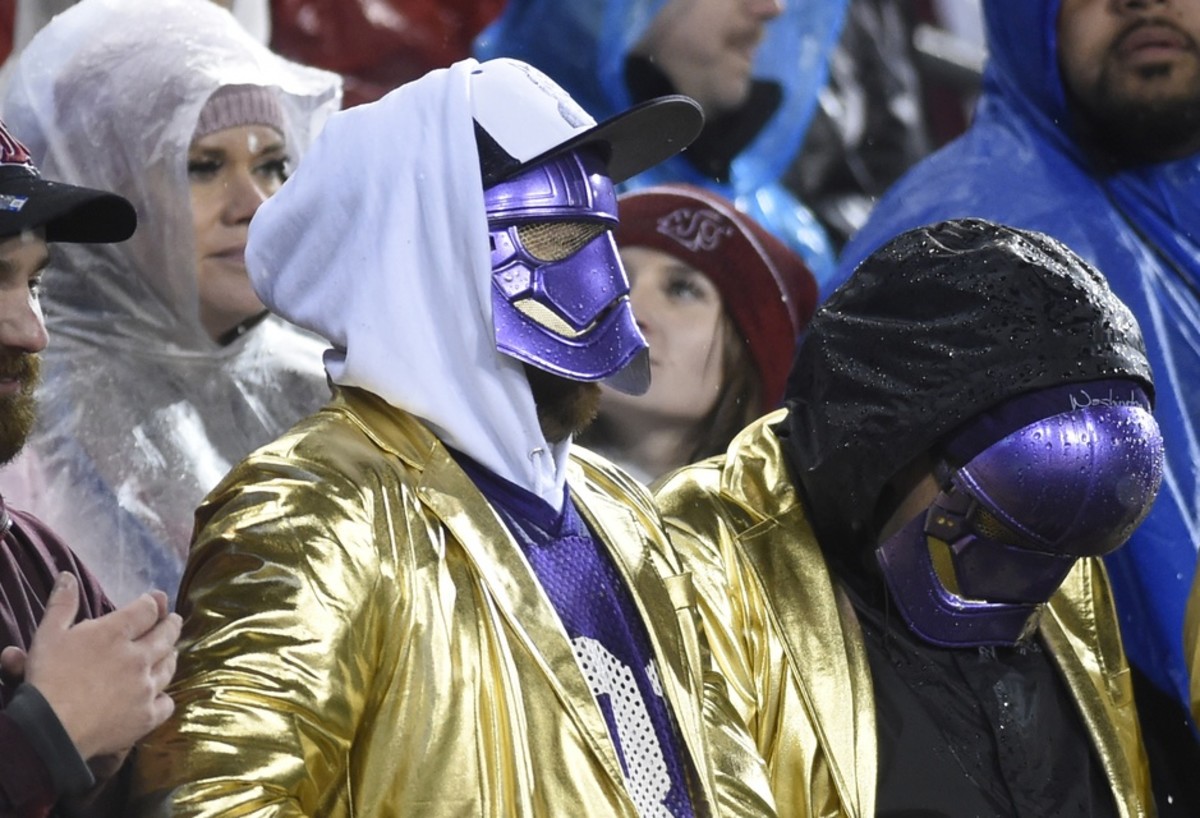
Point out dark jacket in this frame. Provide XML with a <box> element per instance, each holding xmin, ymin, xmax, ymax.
<box><xmin>1</xmin><ymin>501</ymin><xmax>115</xmax><ymax>818</ymax></box>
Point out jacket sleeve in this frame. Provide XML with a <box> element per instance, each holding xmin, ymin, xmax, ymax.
<box><xmin>0</xmin><ymin>708</ymin><xmax>57</xmax><ymax>818</ymax></box>
<box><xmin>129</xmin><ymin>453</ymin><xmax>393</xmax><ymax>817</ymax></box>
<box><xmin>650</xmin><ymin>518</ymin><xmax>778</xmax><ymax>818</ymax></box>
<box><xmin>653</xmin><ymin>465</ymin><xmax>774</xmax><ymax>752</ymax></box>
<box><xmin>694</xmin><ymin>637</ymin><xmax>780</xmax><ymax>818</ymax></box>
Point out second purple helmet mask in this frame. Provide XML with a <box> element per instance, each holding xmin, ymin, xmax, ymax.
<box><xmin>876</xmin><ymin>380</ymin><xmax>1164</xmax><ymax>648</ymax></box>
<box><xmin>484</xmin><ymin>147</ymin><xmax>649</xmax><ymax>395</ymax></box>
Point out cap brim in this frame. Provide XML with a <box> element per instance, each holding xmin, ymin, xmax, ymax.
<box><xmin>0</xmin><ymin>172</ymin><xmax>136</xmax><ymax>244</ymax></box>
<box><xmin>493</xmin><ymin>95</ymin><xmax>704</xmax><ymax>187</ymax></box>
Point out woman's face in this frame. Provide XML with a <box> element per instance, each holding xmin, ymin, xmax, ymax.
<box><xmin>601</xmin><ymin>245</ymin><xmax>726</xmax><ymax>423</ymax></box>
<box><xmin>188</xmin><ymin>123</ymin><xmax>288</xmax><ymax>341</ymax></box>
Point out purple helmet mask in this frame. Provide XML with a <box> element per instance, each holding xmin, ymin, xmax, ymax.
<box><xmin>485</xmin><ymin>147</ymin><xmax>649</xmax><ymax>394</ymax></box>
<box><xmin>877</xmin><ymin>389</ymin><xmax>1164</xmax><ymax>648</ymax></box>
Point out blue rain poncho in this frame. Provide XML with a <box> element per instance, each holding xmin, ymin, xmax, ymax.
<box><xmin>837</xmin><ymin>0</ymin><xmax>1200</xmax><ymax>706</ymax></box>
<box><xmin>475</xmin><ymin>0</ymin><xmax>847</xmax><ymax>288</ymax></box>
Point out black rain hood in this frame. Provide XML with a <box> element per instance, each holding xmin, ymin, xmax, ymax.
<box><xmin>780</xmin><ymin>218</ymin><xmax>1153</xmax><ymax>555</ymax></box>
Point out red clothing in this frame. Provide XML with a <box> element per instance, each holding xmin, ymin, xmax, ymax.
<box><xmin>270</xmin><ymin>0</ymin><xmax>507</xmax><ymax>107</ymax></box>
<box><xmin>0</xmin><ymin>501</ymin><xmax>113</xmax><ymax>818</ymax></box>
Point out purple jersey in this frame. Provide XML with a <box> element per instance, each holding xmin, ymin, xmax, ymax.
<box><xmin>456</xmin><ymin>453</ymin><xmax>696</xmax><ymax>818</ymax></box>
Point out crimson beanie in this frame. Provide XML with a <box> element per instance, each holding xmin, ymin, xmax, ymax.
<box><xmin>615</xmin><ymin>184</ymin><xmax>817</xmax><ymax>408</ymax></box>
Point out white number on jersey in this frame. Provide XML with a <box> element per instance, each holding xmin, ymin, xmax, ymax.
<box><xmin>573</xmin><ymin>636</ymin><xmax>676</xmax><ymax>818</ymax></box>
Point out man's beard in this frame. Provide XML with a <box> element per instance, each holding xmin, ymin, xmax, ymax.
<box><xmin>1072</xmin><ymin>52</ymin><xmax>1200</xmax><ymax>165</ymax></box>
<box><xmin>0</xmin><ymin>352</ymin><xmax>39</xmax><ymax>465</ymax></box>
<box><xmin>524</xmin><ymin>364</ymin><xmax>602</xmax><ymax>444</ymax></box>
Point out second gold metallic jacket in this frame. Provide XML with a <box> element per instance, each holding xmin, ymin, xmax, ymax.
<box><xmin>132</xmin><ymin>388</ymin><xmax>775</xmax><ymax>817</ymax></box>
<box><xmin>654</xmin><ymin>410</ymin><xmax>1155</xmax><ymax>818</ymax></box>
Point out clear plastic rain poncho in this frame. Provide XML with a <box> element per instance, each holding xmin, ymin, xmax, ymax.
<box><xmin>0</xmin><ymin>0</ymin><xmax>341</xmax><ymax>605</ymax></box>
<box><xmin>474</xmin><ymin>0</ymin><xmax>848</xmax><ymax>288</ymax></box>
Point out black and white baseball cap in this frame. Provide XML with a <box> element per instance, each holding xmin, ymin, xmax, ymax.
<box><xmin>469</xmin><ymin>58</ymin><xmax>704</xmax><ymax>188</ymax></box>
<box><xmin>0</xmin><ymin>119</ymin><xmax>135</xmax><ymax>243</ymax></box>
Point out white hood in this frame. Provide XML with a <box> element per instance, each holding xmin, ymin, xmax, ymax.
<box><xmin>248</xmin><ymin>58</ymin><xmax>572</xmax><ymax>507</ymax></box>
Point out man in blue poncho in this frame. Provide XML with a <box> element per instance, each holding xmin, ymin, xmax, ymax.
<box><xmin>475</xmin><ymin>0</ymin><xmax>847</xmax><ymax>289</ymax></box>
<box><xmin>838</xmin><ymin>0</ymin><xmax>1200</xmax><ymax>757</ymax></box>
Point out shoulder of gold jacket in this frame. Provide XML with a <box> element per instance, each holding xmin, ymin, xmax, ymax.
<box><xmin>569</xmin><ymin>444</ymin><xmax>687</xmax><ymax>574</ymax></box>
<box><xmin>657</xmin><ymin>409</ymin><xmax>797</xmax><ymax>529</ymax></box>
<box><xmin>134</xmin><ymin>387</ymin><xmax>497</xmax><ymax>815</ymax></box>
<box><xmin>177</xmin><ymin>386</ymin><xmax>475</xmax><ymax>616</ymax></box>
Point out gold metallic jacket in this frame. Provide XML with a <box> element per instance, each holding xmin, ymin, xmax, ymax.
<box><xmin>132</xmin><ymin>387</ymin><xmax>775</xmax><ymax>817</ymax></box>
<box><xmin>654</xmin><ymin>411</ymin><xmax>1155</xmax><ymax>818</ymax></box>
<box><xmin>1183</xmin><ymin>569</ymin><xmax>1200</xmax><ymax>725</ymax></box>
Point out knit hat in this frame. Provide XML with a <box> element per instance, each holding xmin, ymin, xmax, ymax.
<box><xmin>194</xmin><ymin>84</ymin><xmax>286</xmax><ymax>140</ymax></box>
<box><xmin>615</xmin><ymin>184</ymin><xmax>817</xmax><ymax>407</ymax></box>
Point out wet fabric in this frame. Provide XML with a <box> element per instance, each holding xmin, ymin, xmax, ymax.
<box><xmin>457</xmin><ymin>454</ymin><xmax>696</xmax><ymax>818</ymax></box>
<box><xmin>474</xmin><ymin>0</ymin><xmax>848</xmax><ymax>288</ymax></box>
<box><xmin>0</xmin><ymin>0</ymin><xmax>341</xmax><ymax>605</ymax></box>
<box><xmin>836</xmin><ymin>0</ymin><xmax>1200</xmax><ymax>707</ymax></box>
<box><xmin>784</xmin><ymin>219</ymin><xmax>1152</xmax><ymax>560</ymax></box>
<box><xmin>855</xmin><ymin>596</ymin><xmax>1119</xmax><ymax>818</ymax></box>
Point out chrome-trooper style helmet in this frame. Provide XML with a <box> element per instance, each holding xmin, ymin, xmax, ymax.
<box><xmin>876</xmin><ymin>381</ymin><xmax>1164</xmax><ymax>647</ymax></box>
<box><xmin>468</xmin><ymin>58</ymin><xmax>703</xmax><ymax>393</ymax></box>
<box><xmin>484</xmin><ymin>147</ymin><xmax>649</xmax><ymax>394</ymax></box>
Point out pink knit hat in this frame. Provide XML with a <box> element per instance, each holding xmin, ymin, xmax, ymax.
<box><xmin>194</xmin><ymin>84</ymin><xmax>285</xmax><ymax>140</ymax></box>
<box><xmin>615</xmin><ymin>184</ymin><xmax>818</xmax><ymax>408</ymax></box>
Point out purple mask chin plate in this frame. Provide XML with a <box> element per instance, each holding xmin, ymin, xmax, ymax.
<box><xmin>877</xmin><ymin>513</ymin><xmax>1046</xmax><ymax>648</ymax></box>
<box><xmin>485</xmin><ymin>148</ymin><xmax>649</xmax><ymax>394</ymax></box>
<box><xmin>876</xmin><ymin>400</ymin><xmax>1163</xmax><ymax>648</ymax></box>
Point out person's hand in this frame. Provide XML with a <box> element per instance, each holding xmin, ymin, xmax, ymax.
<box><xmin>0</xmin><ymin>643</ymin><xmax>25</xmax><ymax>707</ymax></box>
<box><xmin>20</xmin><ymin>572</ymin><xmax>181</xmax><ymax>760</ymax></box>
<box><xmin>0</xmin><ymin>643</ymin><xmax>26</xmax><ymax>681</ymax></box>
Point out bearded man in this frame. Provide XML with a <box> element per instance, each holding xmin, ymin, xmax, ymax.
<box><xmin>832</xmin><ymin>3</ymin><xmax>1200</xmax><ymax>797</ymax></box>
<box><xmin>0</xmin><ymin>119</ymin><xmax>180</xmax><ymax>817</ymax></box>
<box><xmin>131</xmin><ymin>58</ymin><xmax>775</xmax><ymax>818</ymax></box>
